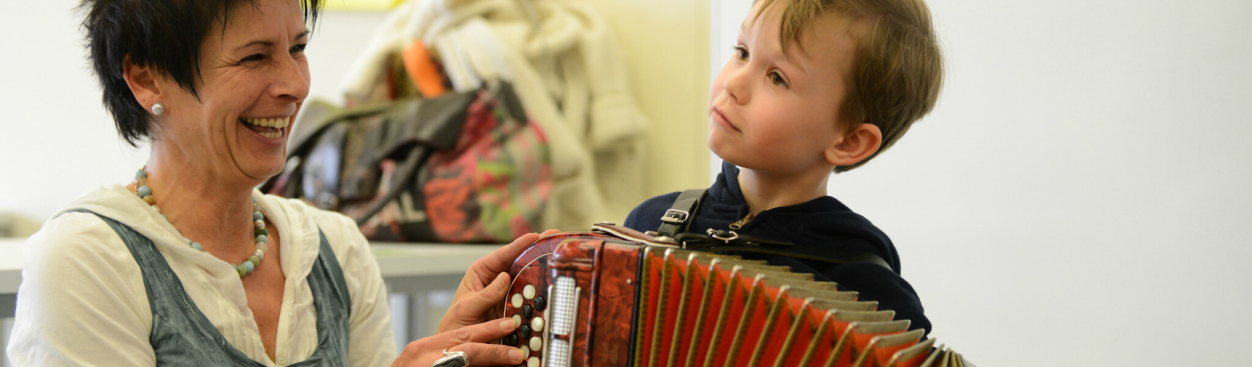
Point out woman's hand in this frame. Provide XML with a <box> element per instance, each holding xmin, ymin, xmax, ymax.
<box><xmin>390</xmin><ymin>318</ymin><xmax>524</xmax><ymax>366</ymax></box>
<box><xmin>437</xmin><ymin>230</ymin><xmax>561</xmax><ymax>334</ymax></box>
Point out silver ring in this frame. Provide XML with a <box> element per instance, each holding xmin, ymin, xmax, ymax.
<box><xmin>431</xmin><ymin>348</ymin><xmax>468</xmax><ymax>367</ymax></box>
<box><xmin>707</xmin><ymin>228</ymin><xmax>739</xmax><ymax>242</ymax></box>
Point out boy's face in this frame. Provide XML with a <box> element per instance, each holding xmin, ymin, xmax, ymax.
<box><xmin>708</xmin><ymin>3</ymin><xmax>859</xmax><ymax>175</ymax></box>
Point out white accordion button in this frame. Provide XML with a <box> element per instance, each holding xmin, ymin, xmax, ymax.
<box><xmin>523</xmin><ymin>284</ymin><xmax>536</xmax><ymax>299</ymax></box>
<box><xmin>511</xmin><ymin>293</ymin><xmax>524</xmax><ymax>308</ymax></box>
<box><xmin>520</xmin><ymin>346</ymin><xmax>530</xmax><ymax>356</ymax></box>
<box><xmin>531</xmin><ymin>317</ymin><xmax>544</xmax><ymax>332</ymax></box>
<box><xmin>529</xmin><ymin>336</ymin><xmax>542</xmax><ymax>351</ymax></box>
<box><xmin>527</xmin><ymin>356</ymin><xmax>540</xmax><ymax>367</ymax></box>
<box><xmin>512</xmin><ymin>315</ymin><xmax>523</xmax><ymax>328</ymax></box>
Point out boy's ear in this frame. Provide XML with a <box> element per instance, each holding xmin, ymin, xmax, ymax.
<box><xmin>121</xmin><ymin>55</ymin><xmax>164</xmax><ymax>111</ymax></box>
<box><xmin>825</xmin><ymin>122</ymin><xmax>882</xmax><ymax>167</ymax></box>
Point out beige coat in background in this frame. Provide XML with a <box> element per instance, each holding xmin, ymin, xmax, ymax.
<box><xmin>341</xmin><ymin>0</ymin><xmax>652</xmax><ymax>231</ymax></box>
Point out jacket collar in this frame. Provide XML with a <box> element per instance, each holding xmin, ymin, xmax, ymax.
<box><xmin>702</xmin><ymin>161</ymin><xmax>902</xmax><ymax>272</ymax></box>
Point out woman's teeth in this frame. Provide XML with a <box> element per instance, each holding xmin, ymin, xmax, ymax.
<box><xmin>241</xmin><ymin>117</ymin><xmax>290</xmax><ymax>139</ymax></box>
<box><xmin>242</xmin><ymin>117</ymin><xmax>290</xmax><ymax>128</ymax></box>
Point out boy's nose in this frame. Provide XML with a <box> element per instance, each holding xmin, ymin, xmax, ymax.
<box><xmin>723</xmin><ymin>78</ymin><xmax>744</xmax><ymax>104</ymax></box>
<box><xmin>723</xmin><ymin>68</ymin><xmax>750</xmax><ymax>104</ymax></box>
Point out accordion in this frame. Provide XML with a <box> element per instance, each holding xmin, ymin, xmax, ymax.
<box><xmin>501</xmin><ymin>223</ymin><xmax>967</xmax><ymax>367</ymax></box>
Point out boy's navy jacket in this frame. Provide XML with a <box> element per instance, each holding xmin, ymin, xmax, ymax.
<box><xmin>624</xmin><ymin>161</ymin><xmax>931</xmax><ymax>337</ymax></box>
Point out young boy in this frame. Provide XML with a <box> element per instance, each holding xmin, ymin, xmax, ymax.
<box><xmin>624</xmin><ymin>0</ymin><xmax>943</xmax><ymax>336</ymax></box>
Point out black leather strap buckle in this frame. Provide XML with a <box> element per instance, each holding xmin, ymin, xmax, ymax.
<box><xmin>661</xmin><ymin>209</ymin><xmax>690</xmax><ymax>224</ymax></box>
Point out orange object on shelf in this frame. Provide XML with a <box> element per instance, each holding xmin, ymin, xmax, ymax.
<box><xmin>401</xmin><ymin>40</ymin><xmax>448</xmax><ymax>98</ymax></box>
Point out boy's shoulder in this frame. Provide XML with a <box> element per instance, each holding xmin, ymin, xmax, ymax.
<box><xmin>623</xmin><ymin>191</ymin><xmax>685</xmax><ymax>233</ymax></box>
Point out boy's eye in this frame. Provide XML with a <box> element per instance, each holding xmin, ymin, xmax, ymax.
<box><xmin>733</xmin><ymin>46</ymin><xmax>749</xmax><ymax>61</ymax></box>
<box><xmin>769</xmin><ymin>71</ymin><xmax>789</xmax><ymax>88</ymax></box>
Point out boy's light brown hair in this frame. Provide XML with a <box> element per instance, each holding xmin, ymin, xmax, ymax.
<box><xmin>755</xmin><ymin>0</ymin><xmax>943</xmax><ymax>172</ymax></box>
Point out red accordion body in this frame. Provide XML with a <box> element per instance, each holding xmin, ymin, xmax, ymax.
<box><xmin>501</xmin><ymin>224</ymin><xmax>963</xmax><ymax>367</ymax></box>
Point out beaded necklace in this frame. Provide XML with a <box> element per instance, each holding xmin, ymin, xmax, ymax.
<box><xmin>132</xmin><ymin>167</ymin><xmax>269</xmax><ymax>277</ymax></box>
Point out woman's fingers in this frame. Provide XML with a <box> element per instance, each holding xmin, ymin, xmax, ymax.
<box><xmin>467</xmin><ymin>233</ymin><xmax>541</xmax><ymax>286</ymax></box>
<box><xmin>462</xmin><ymin>230</ymin><xmax>558</xmax><ymax>295</ymax></box>
<box><xmin>447</xmin><ymin>342</ymin><xmax>528</xmax><ymax>366</ymax></box>
<box><xmin>465</xmin><ymin>272</ymin><xmax>510</xmax><ymax>319</ymax></box>
<box><xmin>438</xmin><ymin>318</ymin><xmax>524</xmax><ymax>366</ymax></box>
<box><xmin>445</xmin><ymin>317</ymin><xmax>518</xmax><ymax>346</ymax></box>
<box><xmin>442</xmin><ymin>231</ymin><xmax>558</xmax><ymax>334</ymax></box>
<box><xmin>478</xmin><ymin>271</ymin><xmax>511</xmax><ymax>308</ymax></box>
<box><xmin>439</xmin><ymin>272</ymin><xmax>510</xmax><ymax>333</ymax></box>
<box><xmin>395</xmin><ymin>318</ymin><xmax>523</xmax><ymax>367</ymax></box>
<box><xmin>429</xmin><ymin>230</ymin><xmax>564</xmax><ymax>352</ymax></box>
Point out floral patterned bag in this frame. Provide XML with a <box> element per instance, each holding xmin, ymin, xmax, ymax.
<box><xmin>264</xmin><ymin>81</ymin><xmax>551</xmax><ymax>243</ymax></box>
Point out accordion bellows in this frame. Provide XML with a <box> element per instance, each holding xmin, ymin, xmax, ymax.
<box><xmin>502</xmin><ymin>224</ymin><xmax>968</xmax><ymax>367</ymax></box>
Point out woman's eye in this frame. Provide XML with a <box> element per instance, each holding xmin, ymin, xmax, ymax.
<box><xmin>733</xmin><ymin>46</ymin><xmax>748</xmax><ymax>61</ymax></box>
<box><xmin>241</xmin><ymin>54</ymin><xmax>265</xmax><ymax>63</ymax></box>
<box><xmin>290</xmin><ymin>44</ymin><xmax>307</xmax><ymax>54</ymax></box>
<box><xmin>769</xmin><ymin>72</ymin><xmax>789</xmax><ymax>88</ymax></box>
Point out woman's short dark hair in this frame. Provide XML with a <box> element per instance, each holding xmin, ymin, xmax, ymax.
<box><xmin>79</xmin><ymin>0</ymin><xmax>322</xmax><ymax>146</ymax></box>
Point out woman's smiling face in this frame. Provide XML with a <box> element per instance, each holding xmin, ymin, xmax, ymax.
<box><xmin>153</xmin><ymin>0</ymin><xmax>310</xmax><ymax>182</ymax></box>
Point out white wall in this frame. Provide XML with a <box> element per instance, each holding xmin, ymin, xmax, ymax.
<box><xmin>713</xmin><ymin>0</ymin><xmax>1252</xmax><ymax>365</ymax></box>
<box><xmin>0</xmin><ymin>1</ymin><xmax>144</xmax><ymax>221</ymax></box>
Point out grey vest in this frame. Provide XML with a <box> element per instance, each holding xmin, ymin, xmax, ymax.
<box><xmin>79</xmin><ymin>210</ymin><xmax>351</xmax><ymax>366</ymax></box>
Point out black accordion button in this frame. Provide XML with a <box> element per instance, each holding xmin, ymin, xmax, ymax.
<box><xmin>503</xmin><ymin>334</ymin><xmax>518</xmax><ymax>347</ymax></box>
<box><xmin>521</xmin><ymin>304</ymin><xmax>534</xmax><ymax>319</ymax></box>
<box><xmin>533</xmin><ymin>296</ymin><xmax>546</xmax><ymax>311</ymax></box>
<box><xmin>519</xmin><ymin>324</ymin><xmax>532</xmax><ymax>339</ymax></box>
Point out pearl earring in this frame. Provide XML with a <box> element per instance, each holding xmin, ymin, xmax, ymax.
<box><xmin>151</xmin><ymin>103</ymin><xmax>165</xmax><ymax>116</ymax></box>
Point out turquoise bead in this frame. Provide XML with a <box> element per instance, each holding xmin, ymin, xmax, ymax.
<box><xmin>256</xmin><ymin>228</ymin><xmax>268</xmax><ymax>236</ymax></box>
<box><xmin>243</xmin><ymin>260</ymin><xmax>255</xmax><ymax>273</ymax></box>
<box><xmin>191</xmin><ymin>242</ymin><xmax>203</xmax><ymax>251</ymax></box>
<box><xmin>256</xmin><ymin>234</ymin><xmax>268</xmax><ymax>244</ymax></box>
<box><xmin>253</xmin><ymin>211</ymin><xmax>263</xmax><ymax>221</ymax></box>
<box><xmin>135</xmin><ymin>170</ymin><xmax>147</xmax><ymax>179</ymax></box>
<box><xmin>137</xmin><ymin>185</ymin><xmax>151</xmax><ymax>197</ymax></box>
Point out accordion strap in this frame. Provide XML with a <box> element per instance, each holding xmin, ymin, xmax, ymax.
<box><xmin>655</xmin><ymin>189</ymin><xmax>707</xmax><ymax>237</ymax></box>
<box><xmin>656</xmin><ymin>189</ymin><xmax>893</xmax><ymax>271</ymax></box>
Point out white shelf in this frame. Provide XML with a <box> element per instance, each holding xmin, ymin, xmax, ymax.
<box><xmin>0</xmin><ymin>238</ymin><xmax>500</xmax><ymax>296</ymax></box>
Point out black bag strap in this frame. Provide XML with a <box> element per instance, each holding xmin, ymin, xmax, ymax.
<box><xmin>657</xmin><ymin>189</ymin><xmax>892</xmax><ymax>271</ymax></box>
<box><xmin>349</xmin><ymin>144</ymin><xmax>434</xmax><ymax>226</ymax></box>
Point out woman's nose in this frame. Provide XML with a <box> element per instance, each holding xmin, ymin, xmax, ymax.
<box><xmin>271</xmin><ymin>55</ymin><xmax>309</xmax><ymax>103</ymax></box>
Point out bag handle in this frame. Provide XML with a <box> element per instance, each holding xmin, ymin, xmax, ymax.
<box><xmin>349</xmin><ymin>144</ymin><xmax>434</xmax><ymax>226</ymax></box>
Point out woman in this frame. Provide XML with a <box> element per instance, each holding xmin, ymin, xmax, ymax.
<box><xmin>6</xmin><ymin>0</ymin><xmax>533</xmax><ymax>365</ymax></box>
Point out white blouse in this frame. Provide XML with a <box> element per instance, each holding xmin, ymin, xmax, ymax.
<box><xmin>6</xmin><ymin>185</ymin><xmax>397</xmax><ymax>366</ymax></box>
